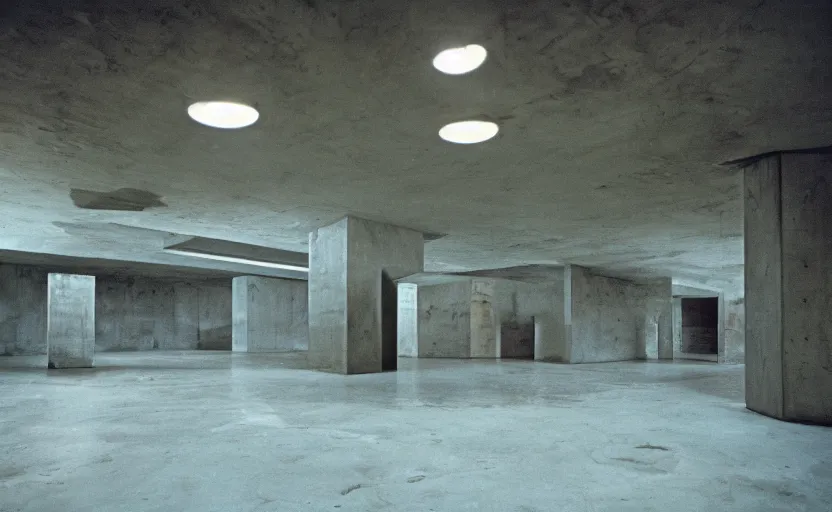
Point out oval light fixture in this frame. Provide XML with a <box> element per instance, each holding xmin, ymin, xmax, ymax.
<box><xmin>187</xmin><ymin>101</ymin><xmax>259</xmax><ymax>129</ymax></box>
<box><xmin>432</xmin><ymin>44</ymin><xmax>487</xmax><ymax>75</ymax></box>
<box><xmin>439</xmin><ymin>120</ymin><xmax>499</xmax><ymax>144</ymax></box>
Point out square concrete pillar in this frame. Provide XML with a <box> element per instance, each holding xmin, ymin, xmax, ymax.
<box><xmin>396</xmin><ymin>284</ymin><xmax>418</xmax><ymax>357</ymax></box>
<box><xmin>744</xmin><ymin>150</ymin><xmax>832</xmax><ymax>424</ymax></box>
<box><xmin>308</xmin><ymin>216</ymin><xmax>423</xmax><ymax>374</ymax></box>
<box><xmin>47</xmin><ymin>274</ymin><xmax>95</xmax><ymax>369</ymax></box>
<box><xmin>232</xmin><ymin>276</ymin><xmax>308</xmax><ymax>352</ymax></box>
<box><xmin>636</xmin><ymin>278</ymin><xmax>672</xmax><ymax>360</ymax></box>
<box><xmin>469</xmin><ymin>279</ymin><xmax>497</xmax><ymax>358</ymax></box>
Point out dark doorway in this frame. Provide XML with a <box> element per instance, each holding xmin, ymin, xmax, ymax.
<box><xmin>380</xmin><ymin>270</ymin><xmax>398</xmax><ymax>371</ymax></box>
<box><xmin>500</xmin><ymin>322</ymin><xmax>535</xmax><ymax>359</ymax></box>
<box><xmin>681</xmin><ymin>297</ymin><xmax>719</xmax><ymax>354</ymax></box>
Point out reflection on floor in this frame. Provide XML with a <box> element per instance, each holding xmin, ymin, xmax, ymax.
<box><xmin>1</xmin><ymin>352</ymin><xmax>830</xmax><ymax>512</ymax></box>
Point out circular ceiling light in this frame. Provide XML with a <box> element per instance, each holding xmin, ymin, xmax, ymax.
<box><xmin>432</xmin><ymin>44</ymin><xmax>487</xmax><ymax>75</ymax></box>
<box><xmin>439</xmin><ymin>120</ymin><xmax>499</xmax><ymax>144</ymax></box>
<box><xmin>187</xmin><ymin>101</ymin><xmax>259</xmax><ymax>129</ymax></box>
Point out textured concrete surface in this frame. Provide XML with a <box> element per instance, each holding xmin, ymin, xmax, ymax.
<box><xmin>745</xmin><ymin>152</ymin><xmax>832</xmax><ymax>424</ymax></box>
<box><xmin>396</xmin><ymin>284</ymin><xmax>418</xmax><ymax>357</ymax></box>
<box><xmin>0</xmin><ymin>264</ymin><xmax>47</xmax><ymax>355</ymax></box>
<box><xmin>96</xmin><ymin>277</ymin><xmax>232</xmax><ymax>352</ymax></box>
<box><xmin>565</xmin><ymin>266</ymin><xmax>643</xmax><ymax>363</ymax></box>
<box><xmin>0</xmin><ymin>352</ymin><xmax>830</xmax><ymax>511</ymax></box>
<box><xmin>744</xmin><ymin>152</ymin><xmax>831</xmax><ymax>422</ymax></box>
<box><xmin>2</xmin><ymin>263</ymin><xmax>232</xmax><ymax>354</ymax></box>
<box><xmin>721</xmin><ymin>291</ymin><xmax>745</xmax><ymax>365</ymax></box>
<box><xmin>417</xmin><ymin>281</ymin><xmax>471</xmax><ymax>358</ymax></box>
<box><xmin>469</xmin><ymin>279</ymin><xmax>497</xmax><ymax>358</ymax></box>
<box><xmin>309</xmin><ymin>217</ymin><xmax>423</xmax><ymax>374</ymax></box>
<box><xmin>3</xmin><ymin>1</ymin><xmax>830</xmax><ymax>285</ymax></box>
<box><xmin>232</xmin><ymin>276</ymin><xmax>308</xmax><ymax>353</ymax></box>
<box><xmin>46</xmin><ymin>274</ymin><xmax>95</xmax><ymax>369</ymax></box>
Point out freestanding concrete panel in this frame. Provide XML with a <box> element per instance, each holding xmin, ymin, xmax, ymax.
<box><xmin>308</xmin><ymin>216</ymin><xmax>423</xmax><ymax>374</ymax></box>
<box><xmin>744</xmin><ymin>150</ymin><xmax>832</xmax><ymax>424</ymax></box>
<box><xmin>47</xmin><ymin>274</ymin><xmax>95</xmax><ymax>369</ymax></box>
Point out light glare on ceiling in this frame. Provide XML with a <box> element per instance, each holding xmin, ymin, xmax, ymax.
<box><xmin>165</xmin><ymin>249</ymin><xmax>308</xmax><ymax>272</ymax></box>
<box><xmin>432</xmin><ymin>44</ymin><xmax>487</xmax><ymax>75</ymax></box>
<box><xmin>439</xmin><ymin>120</ymin><xmax>499</xmax><ymax>144</ymax></box>
<box><xmin>187</xmin><ymin>101</ymin><xmax>259</xmax><ymax>129</ymax></box>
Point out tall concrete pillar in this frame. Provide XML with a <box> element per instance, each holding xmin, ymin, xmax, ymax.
<box><xmin>720</xmin><ymin>291</ymin><xmax>745</xmax><ymax>364</ymax></box>
<box><xmin>47</xmin><ymin>274</ymin><xmax>95</xmax><ymax>369</ymax></box>
<box><xmin>308</xmin><ymin>216</ymin><xmax>423</xmax><ymax>374</ymax></box>
<box><xmin>232</xmin><ymin>276</ymin><xmax>308</xmax><ymax>353</ymax></box>
<box><xmin>744</xmin><ymin>150</ymin><xmax>832</xmax><ymax>424</ymax></box>
<box><xmin>469</xmin><ymin>279</ymin><xmax>497</xmax><ymax>358</ymax></box>
<box><xmin>396</xmin><ymin>284</ymin><xmax>418</xmax><ymax>357</ymax></box>
<box><xmin>637</xmin><ymin>278</ymin><xmax>672</xmax><ymax>360</ymax></box>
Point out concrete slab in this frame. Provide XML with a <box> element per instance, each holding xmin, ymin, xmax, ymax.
<box><xmin>0</xmin><ymin>352</ymin><xmax>830</xmax><ymax>512</ymax></box>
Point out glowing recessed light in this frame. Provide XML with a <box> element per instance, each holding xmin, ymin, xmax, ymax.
<box><xmin>165</xmin><ymin>249</ymin><xmax>308</xmax><ymax>272</ymax></box>
<box><xmin>187</xmin><ymin>101</ymin><xmax>259</xmax><ymax>129</ymax></box>
<box><xmin>439</xmin><ymin>120</ymin><xmax>499</xmax><ymax>144</ymax></box>
<box><xmin>432</xmin><ymin>44</ymin><xmax>487</xmax><ymax>75</ymax></box>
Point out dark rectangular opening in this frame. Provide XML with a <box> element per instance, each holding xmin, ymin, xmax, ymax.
<box><xmin>681</xmin><ymin>297</ymin><xmax>719</xmax><ymax>354</ymax></box>
<box><xmin>380</xmin><ymin>270</ymin><xmax>398</xmax><ymax>371</ymax></box>
<box><xmin>500</xmin><ymin>322</ymin><xmax>535</xmax><ymax>359</ymax></box>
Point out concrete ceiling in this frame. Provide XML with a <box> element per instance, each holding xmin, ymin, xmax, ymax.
<box><xmin>1</xmin><ymin>0</ymin><xmax>830</xmax><ymax>288</ymax></box>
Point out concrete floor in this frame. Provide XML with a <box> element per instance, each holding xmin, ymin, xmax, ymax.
<box><xmin>1</xmin><ymin>353</ymin><xmax>830</xmax><ymax>512</ymax></box>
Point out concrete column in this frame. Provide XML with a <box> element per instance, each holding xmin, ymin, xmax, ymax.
<box><xmin>744</xmin><ymin>150</ymin><xmax>832</xmax><ymax>424</ymax></box>
<box><xmin>308</xmin><ymin>216</ymin><xmax>423</xmax><ymax>374</ymax></box>
<box><xmin>671</xmin><ymin>297</ymin><xmax>683</xmax><ymax>359</ymax></box>
<box><xmin>396</xmin><ymin>284</ymin><xmax>418</xmax><ymax>357</ymax></box>
<box><xmin>657</xmin><ymin>300</ymin><xmax>673</xmax><ymax>360</ymax></box>
<box><xmin>720</xmin><ymin>292</ymin><xmax>745</xmax><ymax>364</ymax></box>
<box><xmin>47</xmin><ymin>274</ymin><xmax>95</xmax><ymax>369</ymax></box>
<box><xmin>469</xmin><ymin>279</ymin><xmax>497</xmax><ymax>358</ymax></box>
<box><xmin>232</xmin><ymin>276</ymin><xmax>308</xmax><ymax>353</ymax></box>
<box><xmin>637</xmin><ymin>278</ymin><xmax>672</xmax><ymax>360</ymax></box>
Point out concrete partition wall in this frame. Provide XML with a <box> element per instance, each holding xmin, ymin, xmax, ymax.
<box><xmin>564</xmin><ymin>266</ymin><xmax>644</xmax><ymax>363</ymax></box>
<box><xmin>308</xmin><ymin>216</ymin><xmax>423</xmax><ymax>374</ymax></box>
<box><xmin>232</xmin><ymin>276</ymin><xmax>308</xmax><ymax>352</ymax></box>
<box><xmin>494</xmin><ymin>279</ymin><xmax>565</xmax><ymax>361</ymax></box>
<box><xmin>745</xmin><ymin>151</ymin><xmax>831</xmax><ymax>424</ymax></box>
<box><xmin>47</xmin><ymin>274</ymin><xmax>95</xmax><ymax>369</ymax></box>
<box><xmin>417</xmin><ymin>281</ymin><xmax>472</xmax><ymax>358</ymax></box>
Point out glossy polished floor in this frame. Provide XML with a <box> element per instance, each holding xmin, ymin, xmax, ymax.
<box><xmin>1</xmin><ymin>352</ymin><xmax>830</xmax><ymax>512</ymax></box>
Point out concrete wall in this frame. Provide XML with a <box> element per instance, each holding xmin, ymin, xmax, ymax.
<box><xmin>396</xmin><ymin>283</ymin><xmax>418</xmax><ymax>357</ymax></box>
<box><xmin>494</xmin><ymin>280</ymin><xmax>564</xmax><ymax>360</ymax></box>
<box><xmin>232</xmin><ymin>276</ymin><xmax>308</xmax><ymax>352</ymax></box>
<box><xmin>565</xmin><ymin>266</ymin><xmax>644</xmax><ymax>363</ymax></box>
<box><xmin>0</xmin><ymin>263</ymin><xmax>232</xmax><ymax>354</ymax></box>
<box><xmin>418</xmin><ymin>281</ymin><xmax>471</xmax><ymax>358</ymax></box>
<box><xmin>96</xmin><ymin>277</ymin><xmax>232</xmax><ymax>351</ymax></box>
<box><xmin>0</xmin><ymin>264</ymin><xmax>47</xmax><ymax>355</ymax></box>
<box><xmin>681</xmin><ymin>298</ymin><xmax>718</xmax><ymax>354</ymax></box>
